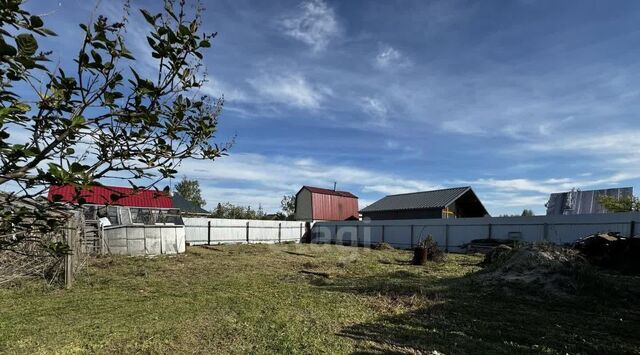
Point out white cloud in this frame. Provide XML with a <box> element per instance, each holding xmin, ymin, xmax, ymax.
<box><xmin>360</xmin><ymin>96</ymin><xmax>389</xmax><ymax>125</ymax></box>
<box><xmin>248</xmin><ymin>73</ymin><xmax>330</xmax><ymax>109</ymax></box>
<box><xmin>461</xmin><ymin>174</ymin><xmax>631</xmax><ymax>196</ymax></box>
<box><xmin>280</xmin><ymin>0</ymin><xmax>340</xmax><ymax>52</ymax></box>
<box><xmin>200</xmin><ymin>79</ymin><xmax>249</xmax><ymax>103</ymax></box>
<box><xmin>174</xmin><ymin>153</ymin><xmax>441</xmax><ymax>212</ymax></box>
<box><xmin>525</xmin><ymin>131</ymin><xmax>640</xmax><ymax>156</ymax></box>
<box><xmin>375</xmin><ymin>44</ymin><xmax>409</xmax><ymax>69</ymax></box>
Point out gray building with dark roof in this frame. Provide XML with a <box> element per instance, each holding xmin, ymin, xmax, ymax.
<box><xmin>360</xmin><ymin>186</ymin><xmax>489</xmax><ymax>220</ymax></box>
<box><xmin>172</xmin><ymin>193</ymin><xmax>209</xmax><ymax>215</ymax></box>
<box><xmin>545</xmin><ymin>187</ymin><xmax>633</xmax><ymax>215</ymax></box>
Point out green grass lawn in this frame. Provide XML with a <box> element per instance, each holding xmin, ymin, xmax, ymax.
<box><xmin>1</xmin><ymin>243</ymin><xmax>639</xmax><ymax>354</ymax></box>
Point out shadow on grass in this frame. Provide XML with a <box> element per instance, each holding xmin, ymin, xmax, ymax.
<box><xmin>317</xmin><ymin>267</ymin><xmax>640</xmax><ymax>355</ymax></box>
<box><xmin>282</xmin><ymin>251</ymin><xmax>317</xmax><ymax>258</ymax></box>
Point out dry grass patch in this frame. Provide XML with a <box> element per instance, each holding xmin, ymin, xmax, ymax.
<box><xmin>0</xmin><ymin>243</ymin><xmax>638</xmax><ymax>354</ymax></box>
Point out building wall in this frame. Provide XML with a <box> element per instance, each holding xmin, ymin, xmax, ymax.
<box><xmin>312</xmin><ymin>193</ymin><xmax>359</xmax><ymax>221</ymax></box>
<box><xmin>295</xmin><ymin>189</ymin><xmax>313</xmax><ymax>221</ymax></box>
<box><xmin>311</xmin><ymin>212</ymin><xmax>640</xmax><ymax>252</ymax></box>
<box><xmin>449</xmin><ymin>190</ymin><xmax>488</xmax><ymax>217</ymax></box>
<box><xmin>362</xmin><ymin>208</ymin><xmax>442</xmax><ymax>220</ymax></box>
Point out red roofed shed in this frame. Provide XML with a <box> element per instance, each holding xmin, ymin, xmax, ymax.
<box><xmin>295</xmin><ymin>186</ymin><xmax>359</xmax><ymax>221</ymax></box>
<box><xmin>48</xmin><ymin>185</ymin><xmax>173</xmax><ymax>208</ymax></box>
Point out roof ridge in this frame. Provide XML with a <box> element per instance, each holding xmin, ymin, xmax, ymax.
<box><xmin>296</xmin><ymin>185</ymin><xmax>358</xmax><ymax>198</ymax></box>
<box><xmin>385</xmin><ymin>186</ymin><xmax>470</xmax><ymax>197</ymax></box>
<box><xmin>303</xmin><ymin>185</ymin><xmax>357</xmax><ymax>195</ymax></box>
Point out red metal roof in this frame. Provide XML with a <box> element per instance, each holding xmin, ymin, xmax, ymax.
<box><xmin>302</xmin><ymin>186</ymin><xmax>358</xmax><ymax>198</ymax></box>
<box><xmin>48</xmin><ymin>185</ymin><xmax>173</xmax><ymax>208</ymax></box>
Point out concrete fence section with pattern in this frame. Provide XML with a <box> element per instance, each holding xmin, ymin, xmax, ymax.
<box><xmin>183</xmin><ymin>218</ymin><xmax>307</xmax><ymax>245</ymax></box>
<box><xmin>311</xmin><ymin>212</ymin><xmax>640</xmax><ymax>252</ymax></box>
<box><xmin>102</xmin><ymin>225</ymin><xmax>186</xmax><ymax>256</ymax></box>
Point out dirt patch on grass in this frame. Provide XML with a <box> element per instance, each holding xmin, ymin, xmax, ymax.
<box><xmin>476</xmin><ymin>245</ymin><xmax>590</xmax><ymax>296</ymax></box>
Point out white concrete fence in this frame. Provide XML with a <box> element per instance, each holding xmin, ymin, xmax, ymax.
<box><xmin>311</xmin><ymin>212</ymin><xmax>640</xmax><ymax>252</ymax></box>
<box><xmin>103</xmin><ymin>225</ymin><xmax>186</xmax><ymax>256</ymax></box>
<box><xmin>183</xmin><ymin>218</ymin><xmax>306</xmax><ymax>245</ymax></box>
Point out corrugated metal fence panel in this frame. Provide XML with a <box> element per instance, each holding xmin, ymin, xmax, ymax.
<box><xmin>311</xmin><ymin>212</ymin><xmax>640</xmax><ymax>252</ymax></box>
<box><xmin>183</xmin><ymin>218</ymin><xmax>306</xmax><ymax>245</ymax></box>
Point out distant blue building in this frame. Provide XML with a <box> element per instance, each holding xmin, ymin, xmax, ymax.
<box><xmin>545</xmin><ymin>187</ymin><xmax>633</xmax><ymax>215</ymax></box>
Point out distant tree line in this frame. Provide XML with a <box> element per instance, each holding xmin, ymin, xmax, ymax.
<box><xmin>499</xmin><ymin>209</ymin><xmax>535</xmax><ymax>217</ymax></box>
<box><xmin>175</xmin><ymin>177</ymin><xmax>297</xmax><ymax>220</ymax></box>
<box><xmin>210</xmin><ymin>195</ymin><xmax>296</xmax><ymax>220</ymax></box>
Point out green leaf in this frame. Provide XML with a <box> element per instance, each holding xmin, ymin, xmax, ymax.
<box><xmin>90</xmin><ymin>49</ymin><xmax>102</xmax><ymax>65</ymax></box>
<box><xmin>164</xmin><ymin>2</ymin><xmax>178</xmax><ymax>21</ymax></box>
<box><xmin>179</xmin><ymin>25</ymin><xmax>190</xmax><ymax>36</ymax></box>
<box><xmin>146</xmin><ymin>36</ymin><xmax>156</xmax><ymax>47</ymax></box>
<box><xmin>200</xmin><ymin>40</ymin><xmax>211</xmax><ymax>48</ymax></box>
<box><xmin>69</xmin><ymin>162</ymin><xmax>86</xmax><ymax>173</ymax></box>
<box><xmin>37</xmin><ymin>28</ymin><xmax>57</xmax><ymax>36</ymax></box>
<box><xmin>0</xmin><ymin>38</ymin><xmax>17</xmax><ymax>56</ymax></box>
<box><xmin>15</xmin><ymin>103</ymin><xmax>30</xmax><ymax>113</ymax></box>
<box><xmin>140</xmin><ymin>9</ymin><xmax>157</xmax><ymax>25</ymax></box>
<box><xmin>30</xmin><ymin>15</ymin><xmax>44</xmax><ymax>28</ymax></box>
<box><xmin>71</xmin><ymin>116</ymin><xmax>86</xmax><ymax>127</ymax></box>
<box><xmin>15</xmin><ymin>33</ymin><xmax>38</xmax><ymax>56</ymax></box>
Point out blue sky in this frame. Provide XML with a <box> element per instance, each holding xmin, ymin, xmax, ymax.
<box><xmin>16</xmin><ymin>0</ymin><xmax>640</xmax><ymax>215</ymax></box>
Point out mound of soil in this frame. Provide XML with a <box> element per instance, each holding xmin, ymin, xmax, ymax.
<box><xmin>371</xmin><ymin>242</ymin><xmax>394</xmax><ymax>250</ymax></box>
<box><xmin>573</xmin><ymin>233</ymin><xmax>640</xmax><ymax>274</ymax></box>
<box><xmin>477</xmin><ymin>245</ymin><xmax>587</xmax><ymax>295</ymax></box>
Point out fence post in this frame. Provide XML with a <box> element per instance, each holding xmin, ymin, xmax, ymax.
<box><xmin>246</xmin><ymin>221</ymin><xmax>250</xmax><ymax>244</ymax></box>
<box><xmin>444</xmin><ymin>224</ymin><xmax>449</xmax><ymax>253</ymax></box>
<box><xmin>381</xmin><ymin>225</ymin><xmax>385</xmax><ymax>243</ymax></box>
<box><xmin>334</xmin><ymin>225</ymin><xmax>338</xmax><ymax>244</ymax></box>
<box><xmin>299</xmin><ymin>223</ymin><xmax>303</xmax><ymax>240</ymax></box>
<box><xmin>410</xmin><ymin>225</ymin><xmax>414</xmax><ymax>249</ymax></box>
<box><xmin>100</xmin><ymin>224</ymin><xmax>105</xmax><ymax>256</ymax></box>
<box><xmin>356</xmin><ymin>224</ymin><xmax>360</xmax><ymax>246</ymax></box>
<box><xmin>64</xmin><ymin>227</ymin><xmax>73</xmax><ymax>289</ymax></box>
<box><xmin>630</xmin><ymin>220</ymin><xmax>636</xmax><ymax>237</ymax></box>
<box><xmin>207</xmin><ymin>220</ymin><xmax>211</xmax><ymax>245</ymax></box>
<box><xmin>305</xmin><ymin>222</ymin><xmax>311</xmax><ymax>243</ymax></box>
<box><xmin>488</xmin><ymin>223</ymin><xmax>492</xmax><ymax>239</ymax></box>
<box><xmin>543</xmin><ymin>223</ymin><xmax>549</xmax><ymax>241</ymax></box>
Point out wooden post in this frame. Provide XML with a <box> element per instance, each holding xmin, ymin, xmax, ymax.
<box><xmin>207</xmin><ymin>220</ymin><xmax>211</xmax><ymax>245</ymax></box>
<box><xmin>100</xmin><ymin>224</ymin><xmax>106</xmax><ymax>256</ymax></box>
<box><xmin>381</xmin><ymin>225</ymin><xmax>385</xmax><ymax>243</ymax></box>
<box><xmin>356</xmin><ymin>224</ymin><xmax>360</xmax><ymax>246</ymax></box>
<box><xmin>278</xmin><ymin>223</ymin><xmax>282</xmax><ymax>243</ymax></box>
<box><xmin>543</xmin><ymin>223</ymin><xmax>549</xmax><ymax>241</ymax></box>
<box><xmin>488</xmin><ymin>223</ymin><xmax>492</xmax><ymax>239</ymax></box>
<box><xmin>334</xmin><ymin>225</ymin><xmax>338</xmax><ymax>243</ymax></box>
<box><xmin>64</xmin><ymin>228</ymin><xmax>73</xmax><ymax>289</ymax></box>
<box><xmin>246</xmin><ymin>221</ymin><xmax>250</xmax><ymax>244</ymax></box>
<box><xmin>630</xmin><ymin>220</ymin><xmax>636</xmax><ymax>237</ymax></box>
